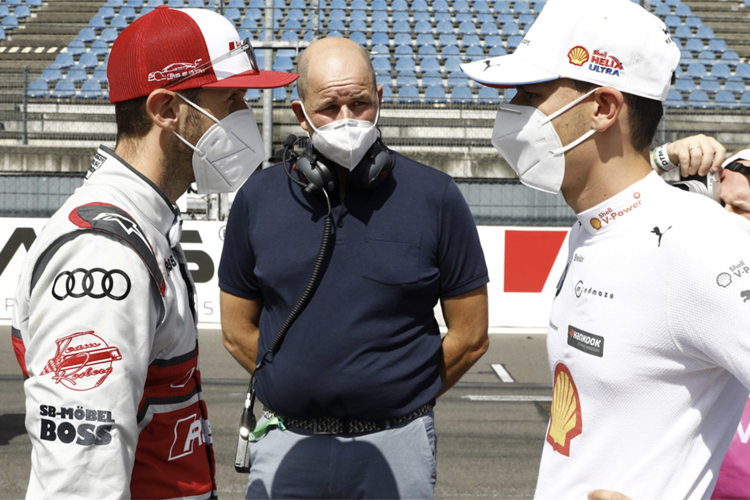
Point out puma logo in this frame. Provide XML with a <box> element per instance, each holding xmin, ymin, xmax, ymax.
<box><xmin>651</xmin><ymin>226</ymin><xmax>672</xmax><ymax>247</ymax></box>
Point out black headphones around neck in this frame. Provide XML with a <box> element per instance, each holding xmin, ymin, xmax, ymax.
<box><xmin>284</xmin><ymin>135</ymin><xmax>394</xmax><ymax>196</ymax></box>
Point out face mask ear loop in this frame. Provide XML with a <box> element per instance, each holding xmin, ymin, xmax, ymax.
<box><xmin>175</xmin><ymin>91</ymin><xmax>221</xmax><ymax>125</ymax></box>
<box><xmin>299</xmin><ymin>102</ymin><xmax>318</xmax><ymax>138</ymax></box>
<box><xmin>552</xmin><ymin>128</ymin><xmax>597</xmax><ymax>156</ymax></box>
<box><xmin>544</xmin><ymin>87</ymin><xmax>600</xmax><ymax>123</ymax></box>
<box><xmin>173</xmin><ymin>129</ymin><xmax>205</xmax><ymax>157</ymax></box>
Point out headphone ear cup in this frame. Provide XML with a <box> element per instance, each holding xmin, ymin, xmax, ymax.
<box><xmin>294</xmin><ymin>149</ymin><xmax>338</xmax><ymax>195</ymax></box>
<box><xmin>347</xmin><ymin>139</ymin><xmax>394</xmax><ymax>191</ymax></box>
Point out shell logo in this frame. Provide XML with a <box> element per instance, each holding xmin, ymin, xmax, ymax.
<box><xmin>547</xmin><ymin>362</ymin><xmax>582</xmax><ymax>457</ymax></box>
<box><xmin>590</xmin><ymin>218</ymin><xmax>602</xmax><ymax>230</ymax></box>
<box><xmin>567</xmin><ymin>46</ymin><xmax>589</xmax><ymax>66</ymax></box>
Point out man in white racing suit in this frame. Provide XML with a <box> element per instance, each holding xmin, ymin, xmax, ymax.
<box><xmin>462</xmin><ymin>0</ymin><xmax>750</xmax><ymax>498</ymax></box>
<box><xmin>10</xmin><ymin>7</ymin><xmax>297</xmax><ymax>499</ymax></box>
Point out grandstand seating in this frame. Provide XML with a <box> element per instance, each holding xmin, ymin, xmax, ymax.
<box><xmin>2</xmin><ymin>0</ymin><xmax>745</xmax><ymax>109</ymax></box>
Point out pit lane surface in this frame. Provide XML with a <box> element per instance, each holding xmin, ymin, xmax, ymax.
<box><xmin>0</xmin><ymin>326</ymin><xmax>552</xmax><ymax>499</ymax></box>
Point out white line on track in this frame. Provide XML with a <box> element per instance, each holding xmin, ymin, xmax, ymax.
<box><xmin>490</xmin><ymin>363</ymin><xmax>515</xmax><ymax>383</ymax></box>
<box><xmin>462</xmin><ymin>395</ymin><xmax>552</xmax><ymax>402</ymax></box>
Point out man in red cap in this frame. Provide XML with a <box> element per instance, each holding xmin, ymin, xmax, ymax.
<box><xmin>10</xmin><ymin>7</ymin><xmax>297</xmax><ymax>499</ymax></box>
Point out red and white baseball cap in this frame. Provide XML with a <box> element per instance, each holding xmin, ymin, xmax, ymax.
<box><xmin>461</xmin><ymin>0</ymin><xmax>680</xmax><ymax>101</ymax></box>
<box><xmin>107</xmin><ymin>6</ymin><xmax>298</xmax><ymax>103</ymax></box>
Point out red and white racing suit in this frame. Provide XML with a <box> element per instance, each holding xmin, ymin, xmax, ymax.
<box><xmin>11</xmin><ymin>146</ymin><xmax>216</xmax><ymax>499</ymax></box>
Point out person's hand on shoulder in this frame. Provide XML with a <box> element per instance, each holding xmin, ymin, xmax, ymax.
<box><xmin>588</xmin><ymin>489</ymin><xmax>634</xmax><ymax>500</ymax></box>
<box><xmin>653</xmin><ymin>134</ymin><xmax>726</xmax><ymax>177</ymax></box>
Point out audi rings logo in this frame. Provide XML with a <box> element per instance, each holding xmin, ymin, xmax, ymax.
<box><xmin>52</xmin><ymin>268</ymin><xmax>131</xmax><ymax>301</ymax></box>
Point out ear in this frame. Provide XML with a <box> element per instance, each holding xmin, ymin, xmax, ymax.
<box><xmin>147</xmin><ymin>89</ymin><xmax>181</xmax><ymax>132</ymax></box>
<box><xmin>291</xmin><ymin>100</ymin><xmax>309</xmax><ymax>134</ymax></box>
<box><xmin>377</xmin><ymin>85</ymin><xmax>383</xmax><ymax>105</ymax></box>
<box><xmin>591</xmin><ymin>86</ymin><xmax>624</xmax><ymax>133</ymax></box>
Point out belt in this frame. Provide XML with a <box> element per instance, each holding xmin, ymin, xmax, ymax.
<box><xmin>263</xmin><ymin>403</ymin><xmax>433</xmax><ymax>435</ymax></box>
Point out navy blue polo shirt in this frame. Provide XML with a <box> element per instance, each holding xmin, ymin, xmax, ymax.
<box><xmin>219</xmin><ymin>151</ymin><xmax>488</xmax><ymax>421</ymax></box>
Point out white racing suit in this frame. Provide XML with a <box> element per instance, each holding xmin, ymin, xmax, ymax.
<box><xmin>11</xmin><ymin>146</ymin><xmax>216</xmax><ymax>499</ymax></box>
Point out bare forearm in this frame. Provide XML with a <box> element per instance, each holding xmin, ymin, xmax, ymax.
<box><xmin>222</xmin><ymin>329</ymin><xmax>259</xmax><ymax>374</ymax></box>
<box><xmin>438</xmin><ymin>328</ymin><xmax>489</xmax><ymax>396</ymax></box>
<box><xmin>220</xmin><ymin>290</ymin><xmax>262</xmax><ymax>375</ymax></box>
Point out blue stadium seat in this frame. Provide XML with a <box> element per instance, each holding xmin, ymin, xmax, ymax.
<box><xmin>330</xmin><ymin>0</ymin><xmax>345</xmax><ymax>8</ymax></box>
<box><xmin>712</xmin><ymin>63</ymin><xmax>731</xmax><ymax>80</ymax></box>
<box><xmin>665</xmin><ymin>89</ymin><xmax>684</xmax><ymax>108</ymax></box>
<box><xmin>439</xmin><ymin>34</ymin><xmax>458</xmax><ymax>48</ymax></box>
<box><xmin>79</xmin><ymin>80</ymin><xmax>103</xmax><ymax>99</ymax></box>
<box><xmin>663</xmin><ymin>15</ymin><xmax>680</xmax><ymax>29</ymax></box>
<box><xmin>687</xmin><ymin>89</ymin><xmax>710</xmax><ymax>108</ymax></box>
<box><xmin>91</xmin><ymin>67</ymin><xmax>108</xmax><ymax>83</ymax></box>
<box><xmin>244</xmin><ymin>88</ymin><xmax>261</xmax><ymax>102</ymax></box>
<box><xmin>349</xmin><ymin>31</ymin><xmax>367</xmax><ymax>47</ymax></box>
<box><xmin>119</xmin><ymin>7</ymin><xmax>136</xmax><ymax>20</ymax></box>
<box><xmin>441</xmin><ymin>45</ymin><xmax>461</xmax><ymax>57</ymax></box>
<box><xmin>329</xmin><ymin>9</ymin><xmax>345</xmax><ymax>22</ymax></box>
<box><xmin>451</xmin><ymin>85</ymin><xmax>474</xmax><ymax>103</ymax></box>
<box><xmin>350</xmin><ymin>10</ymin><xmax>366</xmax><ymax>23</ymax></box>
<box><xmin>675</xmin><ymin>4</ymin><xmax>692</xmax><ymax>17</ymax></box>
<box><xmin>686</xmin><ymin>62</ymin><xmax>707</xmax><ymax>79</ymax></box>
<box><xmin>393</xmin><ymin>20</ymin><xmax>411</xmax><ymax>34</ymax></box>
<box><xmin>466</xmin><ymin>45</ymin><xmax>485</xmax><ymax>61</ymax></box>
<box><xmin>502</xmin><ymin>22</ymin><xmax>520</xmax><ymax>36</ymax></box>
<box><xmin>100</xmin><ymin>27</ymin><xmax>119</xmax><ymax>42</ymax></box>
<box><xmin>448</xmin><ymin>71</ymin><xmax>468</xmax><ymax>88</ymax></box>
<box><xmin>422</xmin><ymin>70</ymin><xmax>443</xmax><ymax>87</ymax></box>
<box><xmin>685</xmin><ymin>16</ymin><xmax>702</xmax><ymax>29</ymax></box>
<box><xmin>79</xmin><ymin>51</ymin><xmax>99</xmax><ymax>69</ymax></box>
<box><xmin>435</xmin><ymin>12</ymin><xmax>452</xmax><ymax>23</ymax></box>
<box><xmin>674</xmin><ymin>25</ymin><xmax>692</xmax><ymax>39</ymax></box>
<box><xmin>371</xmin><ymin>32</ymin><xmax>390</xmax><ymax>47</ymax></box>
<box><xmin>485</xmin><ymin>35</ymin><xmax>504</xmax><ymax>49</ymax></box>
<box><xmin>741</xmin><ymin>91</ymin><xmax>750</xmax><ymax>108</ymax></box>
<box><xmin>350</xmin><ymin>20</ymin><xmax>367</xmax><ymax>32</ymax></box>
<box><xmin>654</xmin><ymin>3</ymin><xmax>670</xmax><ymax>17</ymax></box>
<box><xmin>700</xmin><ymin>78</ymin><xmax>721</xmax><ymax>94</ymax></box>
<box><xmin>88</xmin><ymin>15</ymin><xmax>107</xmax><ymax>30</ymax></box>
<box><xmin>54</xmin><ymin>52</ymin><xmax>75</xmax><ymax>69</ymax></box>
<box><xmin>67</xmin><ymin>39</ymin><xmax>87</xmax><ymax>57</ymax></box>
<box><xmin>412</xmin><ymin>0</ymin><xmax>429</xmax><ymax>12</ymax></box>
<box><xmin>414</xmin><ymin>11</ymin><xmax>431</xmax><ymax>23</ymax></box>
<box><xmin>27</xmin><ymin>0</ymin><xmax>43</xmax><ymax>6</ymax></box>
<box><xmin>393</xmin><ymin>11</ymin><xmax>410</xmax><ymax>23</ymax></box>
<box><xmin>28</xmin><ymin>78</ymin><xmax>49</xmax><ymax>98</ymax></box>
<box><xmin>453</xmin><ymin>0</ymin><xmax>470</xmax><ymax>12</ymax></box>
<box><xmin>327</xmin><ymin>20</ymin><xmax>345</xmax><ymax>32</ymax></box>
<box><xmin>424</xmin><ymin>86</ymin><xmax>447</xmax><ymax>103</ymax></box>
<box><xmin>462</xmin><ymin>34</ymin><xmax>481</xmax><ymax>48</ymax></box>
<box><xmin>518</xmin><ymin>14</ymin><xmax>535</xmax><ymax>30</ymax></box>
<box><xmin>726</xmin><ymin>77</ymin><xmax>745</xmax><ymax>94</ymax></box>
<box><xmin>433</xmin><ymin>0</ymin><xmax>450</xmax><ymax>11</ymax></box>
<box><xmin>417</xmin><ymin>33</ymin><xmax>435</xmax><ymax>47</ymax></box>
<box><xmin>146</xmin><ymin>0</ymin><xmax>163</xmax><ymax>6</ymax></box>
<box><xmin>478</xmin><ymin>86</ymin><xmax>500</xmax><ymax>104</ymax></box>
<box><xmin>396</xmin><ymin>74</ymin><xmax>418</xmax><ymax>87</ymax></box>
<box><xmin>420</xmin><ymin>57</ymin><xmax>440</xmax><ymax>72</ymax></box>
<box><xmin>273</xmin><ymin>87</ymin><xmax>287</xmax><ymax>102</ymax></box>
<box><xmin>436</xmin><ymin>21</ymin><xmax>454</xmax><ymax>35</ymax></box>
<box><xmin>665</xmin><ymin>0</ymin><xmax>680</xmax><ymax>6</ymax></box>
<box><xmin>396</xmin><ymin>57</ymin><xmax>416</xmax><ymax>73</ymax></box>
<box><xmin>505</xmin><ymin>88</ymin><xmax>517</xmax><ymax>101</ymax></box>
<box><xmin>489</xmin><ymin>46</ymin><xmax>507</xmax><ymax>57</ymax></box>
<box><xmin>736</xmin><ymin>63</ymin><xmax>750</xmax><ymax>79</ymax></box>
<box><xmin>397</xmin><ymin>85</ymin><xmax>420</xmax><ymax>103</ymax></box>
<box><xmin>241</xmin><ymin>16</ymin><xmax>258</xmax><ymax>29</ymax></box>
<box><xmin>371</xmin><ymin>20</ymin><xmax>389</xmax><ymax>33</ymax></box>
<box><xmin>111</xmin><ymin>15</ymin><xmax>129</xmax><ymax>29</ymax></box>
<box><xmin>722</xmin><ymin>51</ymin><xmax>740</xmax><ymax>66</ymax></box>
<box><xmin>381</xmin><ymin>85</ymin><xmax>393</xmax><ymax>103</ymax></box>
<box><xmin>51</xmin><ymin>79</ymin><xmax>76</xmax><ymax>98</ymax></box>
<box><xmin>41</xmin><ymin>65</ymin><xmax>63</xmax><ymax>83</ymax></box>
<box><xmin>494</xmin><ymin>0</ymin><xmax>511</xmax><ymax>14</ymax></box>
<box><xmin>475</xmin><ymin>0</ymin><xmax>491</xmax><ymax>13</ymax></box>
<box><xmin>392</xmin><ymin>0</ymin><xmax>408</xmax><ymax>10</ymax></box>
<box><xmin>106</xmin><ymin>0</ymin><xmax>124</xmax><ymax>6</ymax></box>
<box><xmin>273</xmin><ymin>56</ymin><xmax>294</xmax><ymax>72</ymax></box>
<box><xmin>372</xmin><ymin>57</ymin><xmax>391</xmax><ymax>74</ymax></box>
<box><xmin>507</xmin><ymin>35</ymin><xmax>524</xmax><ymax>51</ymax></box>
<box><xmin>444</xmin><ymin>56</ymin><xmax>463</xmax><ymax>73</ymax></box>
<box><xmin>698</xmin><ymin>50</ymin><xmax>716</xmax><ymax>66</ymax></box>
<box><xmin>708</xmin><ymin>39</ymin><xmax>727</xmax><ymax>53</ymax></box>
<box><xmin>274</xmin><ymin>0</ymin><xmax>286</xmax><ymax>8</ymax></box>
<box><xmin>245</xmin><ymin>8</ymin><xmax>262</xmax><ymax>21</ymax></box>
<box><xmin>66</xmin><ymin>65</ymin><xmax>88</xmax><ymax>83</ymax></box>
<box><xmin>248</xmin><ymin>0</ymin><xmax>264</xmax><ymax>7</ymax></box>
<box><xmin>372</xmin><ymin>0</ymin><xmax>387</xmax><ymax>10</ymax></box>
<box><xmin>715</xmin><ymin>90</ymin><xmax>737</xmax><ymax>109</ymax></box>
<box><xmin>14</xmin><ymin>4</ymin><xmax>30</xmax><ymax>18</ymax></box>
<box><xmin>674</xmin><ymin>78</ymin><xmax>695</xmax><ymax>93</ymax></box>
<box><xmin>127</xmin><ymin>0</ymin><xmax>143</xmax><ymax>7</ymax></box>
<box><xmin>289</xmin><ymin>0</ymin><xmax>304</xmax><ymax>7</ymax></box>
<box><xmin>685</xmin><ymin>38</ymin><xmax>703</xmax><ymax>53</ymax></box>
<box><xmin>414</xmin><ymin>21</ymin><xmax>433</xmax><ymax>35</ymax></box>
<box><xmin>456</xmin><ymin>13</ymin><xmax>473</xmax><ymax>24</ymax></box>
<box><xmin>514</xmin><ymin>1</ymin><xmax>531</xmax><ymax>14</ymax></box>
<box><xmin>224</xmin><ymin>8</ymin><xmax>241</xmax><ymax>23</ymax></box>
<box><xmin>0</xmin><ymin>5</ymin><xmax>9</xmax><ymax>16</ymax></box>
<box><xmin>376</xmin><ymin>74</ymin><xmax>391</xmax><ymax>87</ymax></box>
<box><xmin>418</xmin><ymin>45</ymin><xmax>437</xmax><ymax>57</ymax></box>
<box><xmin>371</xmin><ymin>44</ymin><xmax>390</xmax><ymax>57</ymax></box>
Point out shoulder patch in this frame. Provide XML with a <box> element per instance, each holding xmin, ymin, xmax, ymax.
<box><xmin>69</xmin><ymin>203</ymin><xmax>166</xmax><ymax>296</ymax></box>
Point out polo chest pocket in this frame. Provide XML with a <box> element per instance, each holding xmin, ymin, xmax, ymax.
<box><xmin>362</xmin><ymin>230</ymin><xmax>421</xmax><ymax>285</ymax></box>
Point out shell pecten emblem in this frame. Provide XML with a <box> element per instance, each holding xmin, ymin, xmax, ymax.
<box><xmin>567</xmin><ymin>46</ymin><xmax>589</xmax><ymax>66</ymax></box>
<box><xmin>547</xmin><ymin>362</ymin><xmax>582</xmax><ymax>456</ymax></box>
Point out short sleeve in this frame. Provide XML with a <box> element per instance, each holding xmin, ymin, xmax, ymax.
<box><xmin>437</xmin><ymin>179</ymin><xmax>489</xmax><ymax>297</ymax></box>
<box><xmin>218</xmin><ymin>187</ymin><xmax>261</xmax><ymax>299</ymax></box>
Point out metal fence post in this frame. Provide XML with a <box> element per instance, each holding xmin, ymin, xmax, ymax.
<box><xmin>22</xmin><ymin>66</ymin><xmax>28</xmax><ymax>146</ymax></box>
<box><xmin>262</xmin><ymin>0</ymin><xmax>274</xmax><ymax>167</ymax></box>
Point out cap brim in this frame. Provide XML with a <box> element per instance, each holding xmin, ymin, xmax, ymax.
<box><xmin>203</xmin><ymin>69</ymin><xmax>299</xmax><ymax>89</ymax></box>
<box><xmin>723</xmin><ymin>149</ymin><xmax>750</xmax><ymax>167</ymax></box>
<box><xmin>461</xmin><ymin>55</ymin><xmax>559</xmax><ymax>88</ymax></box>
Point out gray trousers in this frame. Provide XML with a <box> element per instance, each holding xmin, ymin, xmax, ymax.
<box><xmin>245</xmin><ymin>411</ymin><xmax>438</xmax><ymax>499</ymax></box>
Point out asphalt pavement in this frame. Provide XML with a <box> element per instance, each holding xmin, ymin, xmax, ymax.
<box><xmin>0</xmin><ymin>325</ymin><xmax>552</xmax><ymax>500</ymax></box>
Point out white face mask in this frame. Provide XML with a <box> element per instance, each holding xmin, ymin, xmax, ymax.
<box><xmin>491</xmin><ymin>88</ymin><xmax>599</xmax><ymax>194</ymax></box>
<box><xmin>173</xmin><ymin>93</ymin><xmax>265</xmax><ymax>194</ymax></box>
<box><xmin>300</xmin><ymin>101</ymin><xmax>380</xmax><ymax>171</ymax></box>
